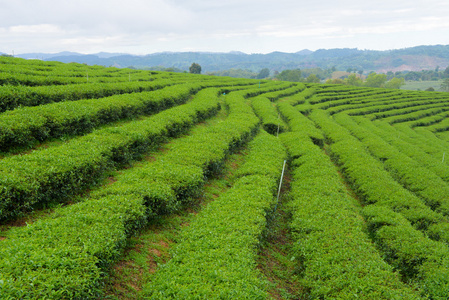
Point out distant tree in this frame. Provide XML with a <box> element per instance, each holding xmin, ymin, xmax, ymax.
<box><xmin>364</xmin><ymin>72</ymin><xmax>387</xmax><ymax>88</ymax></box>
<box><xmin>441</xmin><ymin>78</ymin><xmax>449</xmax><ymax>92</ymax></box>
<box><xmin>325</xmin><ymin>78</ymin><xmax>345</xmax><ymax>84</ymax></box>
<box><xmin>189</xmin><ymin>63</ymin><xmax>201</xmax><ymax>74</ymax></box>
<box><xmin>302</xmin><ymin>67</ymin><xmax>327</xmax><ymax>79</ymax></box>
<box><xmin>444</xmin><ymin>67</ymin><xmax>449</xmax><ymax>78</ymax></box>
<box><xmin>426</xmin><ymin>87</ymin><xmax>435</xmax><ymax>91</ymax></box>
<box><xmin>206</xmin><ymin>68</ymin><xmax>257</xmax><ymax>79</ymax></box>
<box><xmin>386</xmin><ymin>71</ymin><xmax>394</xmax><ymax>80</ymax></box>
<box><xmin>358</xmin><ymin>70</ymin><xmax>364</xmax><ymax>76</ymax></box>
<box><xmin>392</xmin><ymin>58</ymin><xmax>406</xmax><ymax>67</ymax></box>
<box><xmin>276</xmin><ymin>69</ymin><xmax>302</xmax><ymax>82</ymax></box>
<box><xmin>306</xmin><ymin>74</ymin><xmax>320</xmax><ymax>83</ymax></box>
<box><xmin>257</xmin><ymin>68</ymin><xmax>270</xmax><ymax>79</ymax></box>
<box><xmin>385</xmin><ymin>77</ymin><xmax>405</xmax><ymax>89</ymax></box>
<box><xmin>346</xmin><ymin>74</ymin><xmax>363</xmax><ymax>86</ymax></box>
<box><xmin>404</xmin><ymin>71</ymin><xmax>421</xmax><ymax>81</ymax></box>
<box><xmin>144</xmin><ymin>66</ymin><xmax>184</xmax><ymax>73</ymax></box>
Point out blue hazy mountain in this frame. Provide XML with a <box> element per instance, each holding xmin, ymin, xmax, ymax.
<box><xmin>14</xmin><ymin>45</ymin><xmax>449</xmax><ymax>73</ymax></box>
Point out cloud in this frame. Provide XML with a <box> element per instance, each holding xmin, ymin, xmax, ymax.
<box><xmin>1</xmin><ymin>0</ymin><xmax>193</xmax><ymax>33</ymax></box>
<box><xmin>256</xmin><ymin>24</ymin><xmax>343</xmax><ymax>38</ymax></box>
<box><xmin>2</xmin><ymin>0</ymin><xmax>449</xmax><ymax>54</ymax></box>
<box><xmin>61</xmin><ymin>36</ymin><xmax>123</xmax><ymax>47</ymax></box>
<box><xmin>9</xmin><ymin>24</ymin><xmax>63</xmax><ymax>34</ymax></box>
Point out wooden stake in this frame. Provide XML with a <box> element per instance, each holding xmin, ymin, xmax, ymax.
<box><xmin>274</xmin><ymin>160</ymin><xmax>287</xmax><ymax>212</ymax></box>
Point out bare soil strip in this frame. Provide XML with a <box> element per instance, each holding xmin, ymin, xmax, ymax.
<box><xmin>256</xmin><ymin>168</ymin><xmax>304</xmax><ymax>299</ymax></box>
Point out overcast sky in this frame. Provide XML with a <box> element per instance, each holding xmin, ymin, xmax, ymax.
<box><xmin>2</xmin><ymin>0</ymin><xmax>449</xmax><ymax>55</ymax></box>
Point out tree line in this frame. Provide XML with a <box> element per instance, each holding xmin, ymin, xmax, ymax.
<box><xmin>163</xmin><ymin>62</ymin><xmax>449</xmax><ymax>91</ymax></box>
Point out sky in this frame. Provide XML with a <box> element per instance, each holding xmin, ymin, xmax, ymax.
<box><xmin>2</xmin><ymin>0</ymin><xmax>449</xmax><ymax>55</ymax></box>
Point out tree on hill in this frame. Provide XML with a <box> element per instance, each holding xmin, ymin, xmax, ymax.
<box><xmin>206</xmin><ymin>69</ymin><xmax>257</xmax><ymax>78</ymax></box>
<box><xmin>189</xmin><ymin>63</ymin><xmax>201</xmax><ymax>74</ymax></box>
<box><xmin>441</xmin><ymin>66</ymin><xmax>449</xmax><ymax>79</ymax></box>
<box><xmin>441</xmin><ymin>79</ymin><xmax>449</xmax><ymax>92</ymax></box>
<box><xmin>346</xmin><ymin>74</ymin><xmax>363</xmax><ymax>86</ymax></box>
<box><xmin>256</xmin><ymin>68</ymin><xmax>270</xmax><ymax>79</ymax></box>
<box><xmin>276</xmin><ymin>69</ymin><xmax>302</xmax><ymax>82</ymax></box>
<box><xmin>385</xmin><ymin>77</ymin><xmax>405</xmax><ymax>89</ymax></box>
<box><xmin>364</xmin><ymin>73</ymin><xmax>387</xmax><ymax>88</ymax></box>
<box><xmin>325</xmin><ymin>78</ymin><xmax>345</xmax><ymax>84</ymax></box>
<box><xmin>306</xmin><ymin>74</ymin><xmax>320</xmax><ymax>83</ymax></box>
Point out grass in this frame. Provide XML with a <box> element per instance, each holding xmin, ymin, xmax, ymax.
<box><xmin>102</xmin><ymin>210</ymin><xmax>193</xmax><ymax>299</ymax></box>
<box><xmin>0</xmin><ymin>96</ymin><xmax>222</xmax><ymax>229</ymax></box>
<box><xmin>102</xmin><ymin>145</ymin><xmax>249</xmax><ymax>299</ymax></box>
<box><xmin>401</xmin><ymin>80</ymin><xmax>444</xmax><ymax>91</ymax></box>
<box><xmin>257</xmin><ymin>169</ymin><xmax>303</xmax><ymax>299</ymax></box>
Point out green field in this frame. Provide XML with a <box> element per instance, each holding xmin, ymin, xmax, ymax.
<box><xmin>402</xmin><ymin>80</ymin><xmax>444</xmax><ymax>91</ymax></box>
<box><xmin>2</xmin><ymin>56</ymin><xmax>449</xmax><ymax>299</ymax></box>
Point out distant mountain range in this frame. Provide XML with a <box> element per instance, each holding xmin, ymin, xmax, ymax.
<box><xmin>12</xmin><ymin>45</ymin><xmax>449</xmax><ymax>73</ymax></box>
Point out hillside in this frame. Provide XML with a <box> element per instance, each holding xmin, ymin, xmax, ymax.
<box><xmin>2</xmin><ymin>56</ymin><xmax>449</xmax><ymax>299</ymax></box>
<box><xmin>14</xmin><ymin>44</ymin><xmax>449</xmax><ymax>73</ymax></box>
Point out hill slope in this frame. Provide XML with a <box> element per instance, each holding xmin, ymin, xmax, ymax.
<box><xmin>14</xmin><ymin>44</ymin><xmax>449</xmax><ymax>73</ymax></box>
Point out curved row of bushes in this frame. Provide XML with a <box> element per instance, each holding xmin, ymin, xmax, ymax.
<box><xmin>0</xmin><ymin>71</ymin><xmax>238</xmax><ymax>112</ymax></box>
<box><xmin>400</xmin><ymin>111</ymin><xmax>449</xmax><ymax>128</ymax></box>
<box><xmin>0</xmin><ymin>56</ymin><xmax>156</xmax><ymax>82</ymax></box>
<box><xmin>0</xmin><ymin>77</ymin><xmax>175</xmax><ymax>112</ymax></box>
<box><xmin>424</xmin><ymin>112</ymin><xmax>449</xmax><ymax>132</ymax></box>
<box><xmin>0</xmin><ymin>79</ymin><xmax>257</xmax><ymax>152</ymax></box>
<box><xmin>0</xmin><ymin>86</ymin><xmax>264</xmax><ymax>299</ymax></box>
<box><xmin>311</xmin><ymin>86</ymin><xmax>402</xmax><ymax>105</ymax></box>
<box><xmin>333</xmin><ymin>95</ymin><xmax>449</xmax><ymax>117</ymax></box>
<box><xmin>312</xmin><ymin>86</ymin><xmax>449</xmax><ymax>118</ymax></box>
<box><xmin>0</xmin><ymin>83</ymin><xmax>201</xmax><ymax>152</ymax></box>
<box><xmin>351</xmin><ymin>97</ymin><xmax>449</xmax><ymax>120</ymax></box>
<box><xmin>276</xmin><ymin>101</ymin><xmax>324</xmax><ymax>144</ymax></box>
<box><xmin>309</xmin><ymin>110</ymin><xmax>444</xmax><ymax>229</ymax></box>
<box><xmin>358</xmin><ymin>118</ymin><xmax>449</xmax><ymax>183</ymax></box>
<box><xmin>0</xmin><ymin>88</ymin><xmax>222</xmax><ymax>222</ymax></box>
<box><xmin>0</xmin><ymin>68</ymin><xmax>157</xmax><ymax>86</ymax></box>
<box><xmin>283</xmin><ymin>86</ymin><xmax>315</xmax><ymax>105</ymax></box>
<box><xmin>143</xmin><ymin>130</ymin><xmax>287</xmax><ymax>299</ymax></box>
<box><xmin>334</xmin><ymin>113</ymin><xmax>449</xmax><ymax>217</ymax></box>
<box><xmin>251</xmin><ymin>96</ymin><xmax>287</xmax><ymax>135</ymax></box>
<box><xmin>259</xmin><ymin>83</ymin><xmax>305</xmax><ymax>101</ymax></box>
<box><xmin>242</xmin><ymin>81</ymin><xmax>292</xmax><ymax>98</ymax></box>
<box><xmin>394</xmin><ymin>124</ymin><xmax>449</xmax><ymax>158</ymax></box>
<box><xmin>314</xmin><ymin>84</ymin><xmax>399</xmax><ymax>97</ymax></box>
<box><xmin>309</xmin><ymin>109</ymin><xmax>449</xmax><ymax>298</ymax></box>
<box><xmin>280</xmin><ymin>129</ymin><xmax>420</xmax><ymax>299</ymax></box>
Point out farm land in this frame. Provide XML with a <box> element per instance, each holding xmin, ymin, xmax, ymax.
<box><xmin>2</xmin><ymin>56</ymin><xmax>449</xmax><ymax>299</ymax></box>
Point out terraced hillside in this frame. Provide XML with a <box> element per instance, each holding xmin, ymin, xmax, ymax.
<box><xmin>1</xmin><ymin>57</ymin><xmax>449</xmax><ymax>299</ymax></box>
